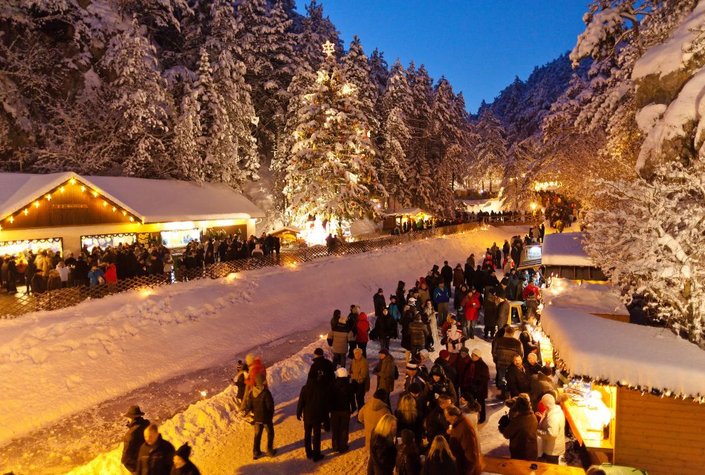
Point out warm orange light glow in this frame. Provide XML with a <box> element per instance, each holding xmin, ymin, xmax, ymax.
<box><xmin>70</xmin><ymin>178</ymin><xmax>77</xmax><ymax>185</ymax></box>
<box><xmin>112</xmin><ymin>207</ymin><xmax>116</xmax><ymax>212</ymax></box>
<box><xmin>59</xmin><ymin>186</ymin><xmax>65</xmax><ymax>193</ymax></box>
<box><xmin>122</xmin><ymin>211</ymin><xmax>127</xmax><ymax>216</ymax></box>
<box><xmin>8</xmin><ymin>216</ymin><xmax>14</xmax><ymax>224</ymax></box>
<box><xmin>92</xmin><ymin>190</ymin><xmax>98</xmax><ymax>198</ymax></box>
<box><xmin>45</xmin><ymin>194</ymin><xmax>52</xmax><ymax>201</ymax></box>
<box><xmin>129</xmin><ymin>216</ymin><xmax>134</xmax><ymax>222</ymax></box>
<box><xmin>81</xmin><ymin>186</ymin><xmax>86</xmax><ymax>192</ymax></box>
<box><xmin>23</xmin><ymin>209</ymin><xmax>28</xmax><ymax>216</ymax></box>
<box><xmin>33</xmin><ymin>201</ymin><xmax>39</xmax><ymax>208</ymax></box>
<box><xmin>103</xmin><ymin>201</ymin><xmax>108</xmax><ymax>207</ymax></box>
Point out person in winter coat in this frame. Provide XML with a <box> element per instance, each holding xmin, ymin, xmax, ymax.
<box><xmin>396</xmin><ymin>281</ymin><xmax>407</xmax><ymax>310</ymax></box>
<box><xmin>395</xmin><ymin>392</ymin><xmax>424</xmax><ymax>445</ymax></box>
<box><xmin>454</xmin><ymin>347</ymin><xmax>471</xmax><ymax>390</ymax></box>
<box><xmin>492</xmin><ymin>326</ymin><xmax>523</xmax><ymax>397</ymax></box>
<box><xmin>368</xmin><ymin>414</ymin><xmax>398</xmax><ymax>475</ymax></box>
<box><xmin>388</xmin><ymin>295</ymin><xmax>402</xmax><ymax>322</ymax></box>
<box><xmin>506</xmin><ymin>355</ymin><xmax>532</xmax><ymax>398</ymax></box>
<box><xmin>425</xmin><ymin>394</ymin><xmax>452</xmax><ymax>442</ymax></box>
<box><xmin>350</xmin><ymin>347</ymin><xmax>370</xmax><ymax>412</ymax></box>
<box><xmin>135</xmin><ymin>423</ymin><xmax>175</xmax><ymax>475</ymax></box>
<box><xmin>122</xmin><ymin>405</ymin><xmax>151</xmax><ymax>474</ymax></box>
<box><xmin>423</xmin><ymin>435</ymin><xmax>459</xmax><ymax>475</ymax></box>
<box><xmin>373</xmin><ymin>349</ymin><xmax>396</xmax><ymax>402</ymax></box>
<box><xmin>396</xmin><ymin>428</ymin><xmax>422</xmax><ymax>475</ymax></box>
<box><xmin>495</xmin><ymin>296</ymin><xmax>511</xmax><ymax>330</ymax></box>
<box><xmin>330</xmin><ymin>367</ymin><xmax>354</xmax><ymax>453</ymax></box>
<box><xmin>499</xmin><ymin>394</ymin><xmax>538</xmax><ymax>461</ymax></box>
<box><xmin>170</xmin><ymin>443</ymin><xmax>201</xmax><ymax>475</ymax></box>
<box><xmin>428</xmin><ymin>364</ymin><xmax>458</xmax><ymax>404</ymax></box>
<box><xmin>445</xmin><ymin>405</ymin><xmax>483</xmax><ymax>475</ymax></box>
<box><xmin>452</xmin><ymin>264</ymin><xmax>465</xmax><ymax>290</ymax></box>
<box><xmin>373</xmin><ymin>289</ymin><xmax>387</xmax><ymax>317</ymax></box>
<box><xmin>445</xmin><ymin>323</ymin><xmax>465</xmax><ymax>355</ymax></box>
<box><xmin>297</xmin><ymin>377</ymin><xmax>331</xmax><ymax>461</ymax></box>
<box><xmin>242</xmin><ymin>354</ymin><xmax>267</xmax><ymax>414</ymax></box>
<box><xmin>244</xmin><ymin>382</ymin><xmax>276</xmax><ymax>459</ymax></box>
<box><xmin>418</xmin><ymin>281</ymin><xmax>431</xmax><ymax>310</ymax></box>
<box><xmin>433</xmin><ymin>282</ymin><xmax>451</xmax><ymax>327</ymax></box>
<box><xmin>408</xmin><ymin>313</ymin><xmax>429</xmax><ymax>357</ymax></box>
<box><xmin>308</xmin><ymin>348</ymin><xmax>335</xmax><ymax>389</ymax></box>
<box><xmin>461</xmin><ymin>289</ymin><xmax>481</xmax><ymax>339</ymax></box>
<box><xmin>375</xmin><ymin>307</ymin><xmax>397</xmax><ymax>351</ymax></box>
<box><xmin>441</xmin><ymin>261</ymin><xmax>453</xmax><ymax>289</ymax></box>
<box><xmin>524</xmin><ymin>352</ymin><xmax>542</xmax><ymax>376</ymax></box>
<box><xmin>460</xmin><ymin>348</ymin><xmax>490</xmax><ymax>423</ymax></box>
<box><xmin>331</xmin><ymin>310</ymin><xmax>351</xmax><ymax>368</ymax></box>
<box><xmin>482</xmin><ymin>292</ymin><xmax>498</xmax><ymax>339</ymax></box>
<box><xmin>458</xmin><ymin>391</ymin><xmax>481</xmax><ymax>429</ymax></box>
<box><xmin>359</xmin><ymin>389</ymin><xmax>392</xmax><ymax>451</ymax></box>
<box><xmin>537</xmin><ymin>393</ymin><xmax>566</xmax><ymax>463</ymax></box>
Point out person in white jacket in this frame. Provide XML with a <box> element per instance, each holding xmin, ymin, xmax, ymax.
<box><xmin>537</xmin><ymin>393</ymin><xmax>565</xmax><ymax>463</ymax></box>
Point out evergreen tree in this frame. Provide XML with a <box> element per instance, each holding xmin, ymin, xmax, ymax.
<box><xmin>469</xmin><ymin>109</ymin><xmax>508</xmax><ymax>193</ymax></box>
<box><xmin>102</xmin><ymin>21</ymin><xmax>174</xmax><ymax>178</ymax></box>
<box><xmin>297</xmin><ymin>0</ymin><xmax>343</xmax><ymax>71</ymax></box>
<box><xmin>282</xmin><ymin>42</ymin><xmax>380</xmax><ymax>229</ymax></box>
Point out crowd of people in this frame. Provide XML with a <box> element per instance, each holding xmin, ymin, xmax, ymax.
<box><xmin>0</xmin><ymin>232</ymin><xmax>284</xmax><ymax>296</ymax></box>
<box><xmin>109</xmin><ymin>227</ymin><xmax>569</xmax><ymax>475</ymax></box>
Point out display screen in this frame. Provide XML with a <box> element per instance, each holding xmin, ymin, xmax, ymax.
<box><xmin>81</xmin><ymin>233</ymin><xmax>137</xmax><ymax>251</ymax></box>
<box><xmin>0</xmin><ymin>237</ymin><xmax>63</xmax><ymax>257</ymax></box>
<box><xmin>161</xmin><ymin>229</ymin><xmax>200</xmax><ymax>249</ymax></box>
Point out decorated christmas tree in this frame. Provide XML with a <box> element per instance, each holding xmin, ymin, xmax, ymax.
<box><xmin>282</xmin><ymin>40</ymin><xmax>382</xmax><ymax>238</ymax></box>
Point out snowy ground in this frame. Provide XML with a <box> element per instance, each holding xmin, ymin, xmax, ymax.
<box><xmin>0</xmin><ymin>225</ymin><xmax>527</xmax><ymax>474</ymax></box>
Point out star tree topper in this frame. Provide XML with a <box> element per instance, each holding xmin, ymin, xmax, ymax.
<box><xmin>322</xmin><ymin>40</ymin><xmax>335</xmax><ymax>57</ymax></box>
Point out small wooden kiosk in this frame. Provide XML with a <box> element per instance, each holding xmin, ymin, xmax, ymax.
<box><xmin>539</xmin><ymin>287</ymin><xmax>705</xmax><ymax>475</ymax></box>
<box><xmin>382</xmin><ymin>207</ymin><xmax>433</xmax><ymax>232</ymax></box>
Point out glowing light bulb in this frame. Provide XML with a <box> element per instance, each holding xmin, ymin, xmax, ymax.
<box><xmin>8</xmin><ymin>216</ymin><xmax>14</xmax><ymax>224</ymax></box>
<box><xmin>23</xmin><ymin>209</ymin><xmax>28</xmax><ymax>216</ymax></box>
<box><xmin>70</xmin><ymin>178</ymin><xmax>77</xmax><ymax>185</ymax></box>
<box><xmin>122</xmin><ymin>210</ymin><xmax>127</xmax><ymax>216</ymax></box>
<box><xmin>92</xmin><ymin>191</ymin><xmax>98</xmax><ymax>198</ymax></box>
<box><xmin>81</xmin><ymin>186</ymin><xmax>86</xmax><ymax>192</ymax></box>
<box><xmin>34</xmin><ymin>201</ymin><xmax>39</xmax><ymax>208</ymax></box>
<box><xmin>103</xmin><ymin>201</ymin><xmax>108</xmax><ymax>207</ymax></box>
<box><xmin>112</xmin><ymin>207</ymin><xmax>116</xmax><ymax>212</ymax></box>
<box><xmin>45</xmin><ymin>194</ymin><xmax>51</xmax><ymax>201</ymax></box>
<box><xmin>200</xmin><ymin>390</ymin><xmax>207</xmax><ymax>398</ymax></box>
<box><xmin>129</xmin><ymin>216</ymin><xmax>134</xmax><ymax>222</ymax></box>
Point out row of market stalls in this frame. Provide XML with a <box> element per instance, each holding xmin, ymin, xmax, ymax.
<box><xmin>0</xmin><ymin>172</ymin><xmax>264</xmax><ymax>256</ymax></box>
<box><xmin>529</xmin><ymin>232</ymin><xmax>705</xmax><ymax>474</ymax></box>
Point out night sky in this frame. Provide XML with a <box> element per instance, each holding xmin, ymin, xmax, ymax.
<box><xmin>296</xmin><ymin>1</ymin><xmax>589</xmax><ymax>112</ymax></box>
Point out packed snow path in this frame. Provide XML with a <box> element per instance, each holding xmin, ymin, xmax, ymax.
<box><xmin>0</xmin><ymin>225</ymin><xmax>525</xmax><ymax>473</ymax></box>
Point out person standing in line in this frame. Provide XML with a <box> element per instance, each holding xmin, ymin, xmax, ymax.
<box><xmin>433</xmin><ymin>281</ymin><xmax>451</xmax><ymax>328</ymax></box>
<box><xmin>499</xmin><ymin>393</ymin><xmax>538</xmax><ymax>461</ymax></box>
<box><xmin>373</xmin><ymin>348</ymin><xmax>396</xmax><ymax>406</ymax></box>
<box><xmin>359</xmin><ymin>388</ymin><xmax>392</xmax><ymax>452</ymax></box>
<box><xmin>330</xmin><ymin>367</ymin><xmax>353</xmax><ymax>453</ymax></box>
<box><xmin>121</xmin><ymin>405</ymin><xmax>150</xmax><ymax>474</ymax></box>
<box><xmin>423</xmin><ymin>435</ymin><xmax>459</xmax><ymax>475</ymax></box>
<box><xmin>537</xmin><ymin>393</ymin><xmax>566</xmax><ymax>464</ymax></box>
<box><xmin>441</xmin><ymin>261</ymin><xmax>453</xmax><ymax>290</ymax></box>
<box><xmin>244</xmin><ymin>381</ymin><xmax>276</xmax><ymax>460</ymax></box>
<box><xmin>373</xmin><ymin>288</ymin><xmax>387</xmax><ymax>317</ymax></box>
<box><xmin>356</xmin><ymin>312</ymin><xmax>371</xmax><ymax>357</ymax></box>
<box><xmin>296</xmin><ymin>373</ymin><xmax>330</xmax><ymax>462</ymax></box>
<box><xmin>350</xmin><ymin>347</ymin><xmax>370</xmax><ymax>414</ymax></box>
<box><xmin>170</xmin><ymin>443</ymin><xmax>202</xmax><ymax>475</ymax></box>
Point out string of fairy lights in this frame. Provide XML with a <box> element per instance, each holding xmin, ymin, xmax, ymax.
<box><xmin>0</xmin><ymin>177</ymin><xmax>142</xmax><ymax>230</ymax></box>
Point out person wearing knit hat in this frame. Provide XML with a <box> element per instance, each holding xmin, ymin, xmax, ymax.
<box><xmin>172</xmin><ymin>443</ymin><xmax>202</xmax><ymax>475</ymax></box>
<box><xmin>331</xmin><ymin>365</ymin><xmax>353</xmax><ymax>453</ymax></box>
<box><xmin>403</xmin><ymin>360</ymin><xmax>428</xmax><ymax>397</ymax></box>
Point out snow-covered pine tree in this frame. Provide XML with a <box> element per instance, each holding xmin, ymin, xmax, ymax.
<box><xmin>379</xmin><ymin>61</ymin><xmax>413</xmax><ymax>207</ymax></box>
<box><xmin>102</xmin><ymin>21</ymin><xmax>174</xmax><ymax>178</ymax></box>
<box><xmin>369</xmin><ymin>48</ymin><xmax>390</xmax><ymax>102</ymax></box>
<box><xmin>296</xmin><ymin>0</ymin><xmax>343</xmax><ymax>71</ymax></box>
<box><xmin>469</xmin><ymin>109</ymin><xmax>508</xmax><ymax>194</ymax></box>
<box><xmin>282</xmin><ymin>42</ymin><xmax>381</xmax><ymax>230</ymax></box>
<box><xmin>584</xmin><ymin>159</ymin><xmax>705</xmax><ymax>348</ymax></box>
<box><xmin>236</xmin><ymin>0</ymin><xmax>296</xmax><ymax>159</ymax></box>
<box><xmin>342</xmin><ymin>36</ymin><xmax>378</xmax><ymax>132</ymax></box>
<box><xmin>404</xmin><ymin>63</ymin><xmax>437</xmax><ymax>213</ymax></box>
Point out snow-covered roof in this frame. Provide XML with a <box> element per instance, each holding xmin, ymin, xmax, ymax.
<box><xmin>0</xmin><ymin>172</ymin><xmax>264</xmax><ymax>223</ymax></box>
<box><xmin>544</xmin><ymin>278</ymin><xmax>628</xmax><ymax>317</ymax></box>
<box><xmin>541</xmin><ymin>232</ymin><xmax>594</xmax><ymax>267</ymax></box>
<box><xmin>461</xmin><ymin>197</ymin><xmax>504</xmax><ymax>213</ymax></box>
<box><xmin>542</xmin><ymin>290</ymin><xmax>705</xmax><ymax>399</ymax></box>
<box><xmin>270</xmin><ymin>226</ymin><xmax>302</xmax><ymax>235</ymax></box>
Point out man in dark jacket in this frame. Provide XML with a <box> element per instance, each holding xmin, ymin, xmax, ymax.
<box><xmin>441</xmin><ymin>261</ymin><xmax>453</xmax><ymax>289</ymax></box>
<box><xmin>483</xmin><ymin>292</ymin><xmax>499</xmax><ymax>339</ymax></box>
<box><xmin>244</xmin><ymin>382</ymin><xmax>276</xmax><ymax>459</ymax></box>
<box><xmin>308</xmin><ymin>348</ymin><xmax>335</xmax><ymax>389</ymax></box>
<box><xmin>121</xmin><ymin>405</ymin><xmax>150</xmax><ymax>473</ymax></box>
<box><xmin>374</xmin><ymin>307</ymin><xmax>397</xmax><ymax>350</ymax></box>
<box><xmin>408</xmin><ymin>313</ymin><xmax>429</xmax><ymax>357</ymax></box>
<box><xmin>461</xmin><ymin>348</ymin><xmax>490</xmax><ymax>423</ymax></box>
<box><xmin>135</xmin><ymin>423</ymin><xmax>175</xmax><ymax>475</ymax></box>
<box><xmin>373</xmin><ymin>288</ymin><xmax>386</xmax><ymax>317</ymax></box>
<box><xmin>506</xmin><ymin>355</ymin><xmax>532</xmax><ymax>398</ymax></box>
<box><xmin>492</xmin><ymin>326</ymin><xmax>523</xmax><ymax>398</ymax></box>
<box><xmin>424</xmin><ymin>393</ymin><xmax>452</xmax><ymax>441</ymax></box>
<box><xmin>297</xmin><ymin>376</ymin><xmax>330</xmax><ymax>461</ymax></box>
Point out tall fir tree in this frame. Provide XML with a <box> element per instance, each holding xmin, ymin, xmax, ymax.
<box><xmin>102</xmin><ymin>21</ymin><xmax>174</xmax><ymax>178</ymax></box>
<box><xmin>282</xmin><ymin>42</ymin><xmax>381</xmax><ymax>229</ymax></box>
<box><xmin>297</xmin><ymin>0</ymin><xmax>343</xmax><ymax>71</ymax></box>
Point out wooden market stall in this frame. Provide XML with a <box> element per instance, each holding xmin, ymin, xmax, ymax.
<box><xmin>382</xmin><ymin>207</ymin><xmax>433</xmax><ymax>232</ymax></box>
<box><xmin>0</xmin><ymin>172</ymin><xmax>264</xmax><ymax>255</ymax></box>
<box><xmin>538</xmin><ymin>289</ymin><xmax>705</xmax><ymax>475</ymax></box>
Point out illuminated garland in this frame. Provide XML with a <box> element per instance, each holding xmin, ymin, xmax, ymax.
<box><xmin>0</xmin><ymin>176</ymin><xmax>142</xmax><ymax>229</ymax></box>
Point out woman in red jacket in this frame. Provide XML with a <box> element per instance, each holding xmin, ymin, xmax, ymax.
<box><xmin>356</xmin><ymin>312</ymin><xmax>370</xmax><ymax>357</ymax></box>
<box><xmin>461</xmin><ymin>288</ymin><xmax>481</xmax><ymax>340</ymax></box>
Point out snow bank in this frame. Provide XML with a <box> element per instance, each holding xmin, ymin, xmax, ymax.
<box><xmin>541</xmin><ymin>232</ymin><xmax>594</xmax><ymax>267</ymax></box>
<box><xmin>0</xmin><ymin>225</ymin><xmax>522</xmax><ymax>446</ymax></box>
<box><xmin>632</xmin><ymin>2</ymin><xmax>705</xmax><ymax>80</ymax></box>
<box><xmin>542</xmin><ymin>294</ymin><xmax>705</xmax><ymax>398</ymax></box>
<box><xmin>68</xmin><ymin>340</ymin><xmax>332</xmax><ymax>474</ymax></box>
